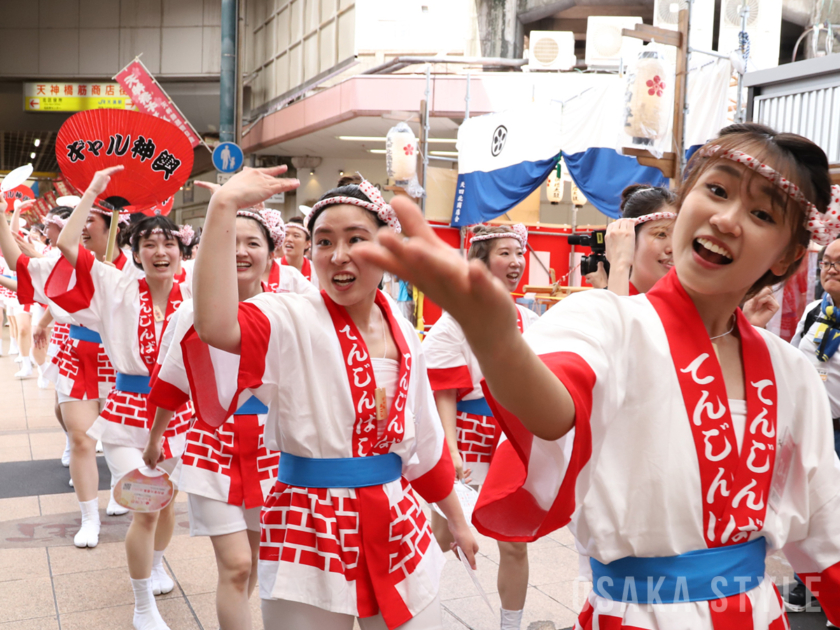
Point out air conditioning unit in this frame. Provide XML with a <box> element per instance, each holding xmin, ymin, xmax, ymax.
<box><xmin>653</xmin><ymin>0</ymin><xmax>714</xmax><ymax>63</ymax></box>
<box><xmin>584</xmin><ymin>16</ymin><xmax>644</xmax><ymax>70</ymax></box>
<box><xmin>718</xmin><ymin>0</ymin><xmax>782</xmax><ymax>71</ymax></box>
<box><xmin>528</xmin><ymin>31</ymin><xmax>576</xmax><ymax>71</ymax></box>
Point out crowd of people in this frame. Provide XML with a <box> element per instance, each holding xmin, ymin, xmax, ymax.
<box><xmin>1</xmin><ymin>121</ymin><xmax>839</xmax><ymax>630</ymax></box>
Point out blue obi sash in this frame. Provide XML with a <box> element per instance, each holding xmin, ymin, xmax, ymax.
<box><xmin>69</xmin><ymin>325</ymin><xmax>102</xmax><ymax>344</ymax></box>
<box><xmin>456</xmin><ymin>397</ymin><xmax>493</xmax><ymax>417</ymax></box>
<box><xmin>590</xmin><ymin>537</ymin><xmax>766</xmax><ymax>604</ymax></box>
<box><xmin>115</xmin><ymin>373</ymin><xmax>151</xmax><ymax>395</ymax></box>
<box><xmin>235</xmin><ymin>396</ymin><xmax>268</xmax><ymax>415</ymax></box>
<box><xmin>277</xmin><ymin>452</ymin><xmax>402</xmax><ymax>489</ymax></box>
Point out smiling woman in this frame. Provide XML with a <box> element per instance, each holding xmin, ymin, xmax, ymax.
<box><xmin>351</xmin><ymin>122</ymin><xmax>840</xmax><ymax>629</ymax></box>
<box><xmin>44</xmin><ymin>168</ymin><xmax>195</xmax><ymax>630</ymax></box>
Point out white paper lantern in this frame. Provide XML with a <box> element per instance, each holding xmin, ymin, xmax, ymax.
<box><xmin>571</xmin><ymin>182</ymin><xmax>588</xmax><ymax>206</ymax></box>
<box><xmin>546</xmin><ymin>170</ymin><xmax>564</xmax><ymax>204</ymax></box>
<box><xmin>624</xmin><ymin>50</ymin><xmax>671</xmax><ymax>143</ymax></box>
<box><xmin>386</xmin><ymin>123</ymin><xmax>418</xmax><ymax>182</ymax></box>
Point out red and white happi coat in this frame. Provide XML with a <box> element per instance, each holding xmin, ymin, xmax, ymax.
<box><xmin>16</xmin><ymin>250</ymin><xmax>139</xmax><ymax>399</ymax></box>
<box><xmin>149</xmin><ymin>292</ymin><xmax>307</xmax><ymax>508</ymax></box>
<box><xmin>473</xmin><ymin>270</ymin><xmax>840</xmax><ymax>630</ymax></box>
<box><xmin>279</xmin><ymin>255</ymin><xmax>319</xmax><ymax>288</ymax></box>
<box><xmin>266</xmin><ymin>258</ymin><xmax>314</xmax><ymax>293</ymax></box>
<box><xmin>423</xmin><ymin>305</ymin><xmax>539</xmax><ymax>482</ymax></box>
<box><xmin>44</xmin><ymin>245</ymin><xmax>193</xmax><ymax>456</ymax></box>
<box><xmin>182</xmin><ymin>289</ymin><xmax>454</xmax><ymax>628</ymax></box>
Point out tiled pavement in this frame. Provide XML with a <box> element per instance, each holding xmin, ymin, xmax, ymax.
<box><xmin>0</xmin><ymin>325</ymin><xmax>830</xmax><ymax>630</ymax></box>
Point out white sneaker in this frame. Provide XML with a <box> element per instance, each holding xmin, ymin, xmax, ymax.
<box><xmin>151</xmin><ymin>564</ymin><xmax>175</xmax><ymax>595</ymax></box>
<box><xmin>96</xmin><ymin>440</ymin><xmax>104</xmax><ymax>453</ymax></box>
<box><xmin>61</xmin><ymin>434</ymin><xmax>71</xmax><ymax>467</ymax></box>
<box><xmin>107</xmin><ymin>495</ymin><xmax>129</xmax><ymax>516</ymax></box>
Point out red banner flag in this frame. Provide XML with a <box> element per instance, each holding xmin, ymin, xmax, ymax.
<box><xmin>115</xmin><ymin>59</ymin><xmax>202</xmax><ymax>148</ymax></box>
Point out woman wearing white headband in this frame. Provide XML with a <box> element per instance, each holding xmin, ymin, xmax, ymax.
<box><xmin>192</xmin><ymin>167</ymin><xmax>477</xmax><ymax>630</ymax></box>
<box><xmin>0</xmin><ymin>190</ymin><xmax>136</xmax><ymax>547</ymax></box>
<box><xmin>143</xmin><ymin>204</ymin><xmax>314</xmax><ymax>630</ymax></box>
<box><xmin>423</xmin><ymin>222</ymin><xmax>538</xmax><ymax>630</ymax></box>
<box><xmin>354</xmin><ymin>122</ymin><xmax>840</xmax><ymax>628</ymax></box>
<box><xmin>604</xmin><ymin>185</ymin><xmax>677</xmax><ymax>296</ymax></box>
<box><xmin>45</xmin><ymin>166</ymin><xmax>195</xmax><ymax>630</ymax></box>
<box><xmin>279</xmin><ymin>215</ymin><xmax>319</xmax><ymax>287</ymax></box>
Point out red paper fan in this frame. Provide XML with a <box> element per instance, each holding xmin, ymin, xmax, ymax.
<box><xmin>56</xmin><ymin>109</ymin><xmax>193</xmax><ymax>210</ymax></box>
<box><xmin>124</xmin><ymin>196</ymin><xmax>174</xmax><ymax>217</ymax></box>
<box><xmin>3</xmin><ymin>184</ymin><xmax>35</xmax><ymax>212</ymax></box>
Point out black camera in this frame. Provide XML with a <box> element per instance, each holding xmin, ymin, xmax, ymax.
<box><xmin>567</xmin><ymin>230</ymin><xmax>609</xmax><ymax>276</ymax></box>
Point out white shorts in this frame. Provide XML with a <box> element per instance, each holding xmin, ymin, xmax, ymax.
<box><xmin>261</xmin><ymin>594</ymin><xmax>442</xmax><ymax>630</ymax></box>
<box><xmin>187</xmin><ymin>493</ymin><xmax>261</xmax><ymax>537</ymax></box>
<box><xmin>57</xmin><ymin>392</ymin><xmax>107</xmax><ymax>406</ymax></box>
<box><xmin>102</xmin><ymin>442</ymin><xmax>180</xmax><ymax>490</ymax></box>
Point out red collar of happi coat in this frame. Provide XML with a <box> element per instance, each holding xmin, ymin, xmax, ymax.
<box><xmin>137</xmin><ymin>278</ymin><xmax>183</xmax><ymax>371</ymax></box>
<box><xmin>266</xmin><ymin>259</ymin><xmax>281</xmax><ymax>292</ymax></box>
<box><xmin>646</xmin><ymin>269</ymin><xmax>776</xmax><ymax>548</ymax></box>
<box><xmin>281</xmin><ymin>255</ymin><xmax>311</xmax><ymax>281</ymax></box>
<box><xmin>113</xmin><ymin>249</ymin><xmax>127</xmax><ymax>271</ymax></box>
<box><xmin>321</xmin><ymin>289</ymin><xmax>412</xmax><ymax>458</ymax></box>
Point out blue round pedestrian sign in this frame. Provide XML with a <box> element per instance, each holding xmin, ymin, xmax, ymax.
<box><xmin>212</xmin><ymin>142</ymin><xmax>244</xmax><ymax>173</ymax></box>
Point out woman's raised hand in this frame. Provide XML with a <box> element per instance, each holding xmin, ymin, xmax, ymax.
<box><xmin>354</xmin><ymin>196</ymin><xmax>518</xmax><ymax>340</ymax></box>
<box><xmin>212</xmin><ymin>166</ymin><xmax>300</xmax><ymax>210</ymax></box>
<box><xmin>605</xmin><ymin>218</ymin><xmax>636</xmax><ymax>268</ymax></box>
<box><xmin>86</xmin><ymin>165</ymin><xmax>125</xmax><ymax>197</ymax></box>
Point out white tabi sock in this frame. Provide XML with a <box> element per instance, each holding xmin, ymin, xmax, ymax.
<box><xmin>8</xmin><ymin>338</ymin><xmax>19</xmax><ymax>354</ymax></box>
<box><xmin>500</xmin><ymin>608</ymin><xmax>524</xmax><ymax>630</ymax></box>
<box><xmin>150</xmin><ymin>549</ymin><xmax>174</xmax><ymax>595</ymax></box>
<box><xmin>107</xmin><ymin>483</ymin><xmax>129</xmax><ymax>516</ymax></box>
<box><xmin>14</xmin><ymin>356</ymin><xmax>32</xmax><ymax>378</ymax></box>
<box><xmin>73</xmin><ymin>499</ymin><xmax>100</xmax><ymax>548</ymax></box>
<box><xmin>61</xmin><ymin>433</ymin><xmax>71</xmax><ymax>467</ymax></box>
<box><xmin>131</xmin><ymin>578</ymin><xmax>170</xmax><ymax>630</ymax></box>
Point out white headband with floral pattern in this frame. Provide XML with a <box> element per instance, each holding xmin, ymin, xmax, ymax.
<box><xmin>130</xmin><ymin>226</ymin><xmax>195</xmax><ymax>247</ymax></box>
<box><xmin>309</xmin><ymin>175</ymin><xmax>401</xmax><ymax>232</ymax></box>
<box><xmin>632</xmin><ymin>211</ymin><xmax>677</xmax><ymax>226</ymax></box>
<box><xmin>470</xmin><ymin>223</ymin><xmax>528</xmax><ymax>249</ymax></box>
<box><xmin>44</xmin><ymin>215</ymin><xmax>68</xmax><ymax>230</ymax></box>
<box><xmin>238</xmin><ymin>208</ymin><xmax>285</xmax><ymax>249</ymax></box>
<box><xmin>90</xmin><ymin>206</ymin><xmax>131</xmax><ymax>226</ymax></box>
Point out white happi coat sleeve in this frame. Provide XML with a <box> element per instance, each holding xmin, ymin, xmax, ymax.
<box><xmin>14</xmin><ymin>255</ymin><xmax>58</xmax><ymax>305</ymax></box>
<box><xmin>148</xmin><ymin>300</ymin><xmax>194</xmax><ymax>412</ymax></box>
<box><xmin>423</xmin><ymin>313</ymin><xmax>474</xmax><ymax>395</ymax></box>
<box><xmin>473</xmin><ymin>289</ymin><xmax>623</xmax><ymax>542</ymax></box>
<box><xmin>44</xmin><ymin>245</ymin><xmax>127</xmax><ymax>334</ymax></box>
<box><xmin>279</xmin><ymin>264</ymin><xmax>319</xmax><ymax>295</ymax></box>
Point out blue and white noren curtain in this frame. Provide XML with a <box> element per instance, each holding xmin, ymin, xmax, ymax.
<box><xmin>451</xmin><ymin>103</ymin><xmax>562</xmax><ymax>227</ymax></box>
<box><xmin>452</xmin><ymin>59</ymin><xmax>732</xmax><ymax>224</ymax></box>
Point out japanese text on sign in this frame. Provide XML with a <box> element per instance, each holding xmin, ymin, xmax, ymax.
<box><xmin>115</xmin><ymin>61</ymin><xmax>201</xmax><ymax>148</ymax></box>
<box><xmin>23</xmin><ymin>83</ymin><xmax>133</xmax><ymax>112</ymax></box>
<box><xmin>65</xmin><ymin>134</ymin><xmax>183</xmax><ymax>181</ymax></box>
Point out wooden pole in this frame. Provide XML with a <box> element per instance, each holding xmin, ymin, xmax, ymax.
<box><xmin>104</xmin><ymin>210</ymin><xmax>120</xmax><ymax>262</ymax></box>
<box><xmin>672</xmin><ymin>7</ymin><xmax>690</xmax><ymax>182</ymax></box>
